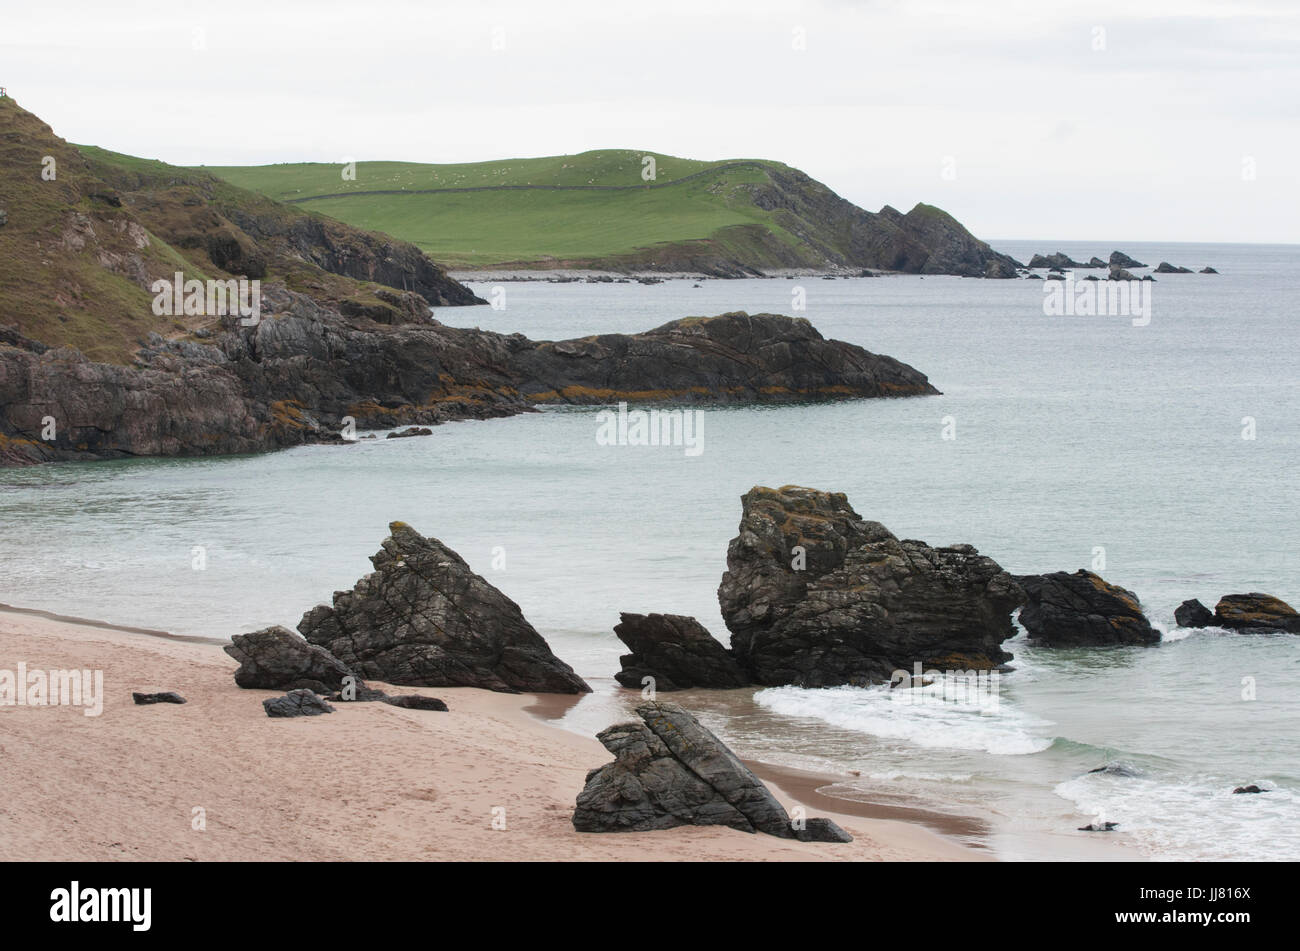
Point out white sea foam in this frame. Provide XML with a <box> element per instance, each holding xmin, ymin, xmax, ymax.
<box><xmin>753</xmin><ymin>683</ymin><xmax>1054</xmax><ymax>755</ymax></box>
<box><xmin>1056</xmin><ymin>772</ymin><xmax>1299</xmax><ymax>861</ymax></box>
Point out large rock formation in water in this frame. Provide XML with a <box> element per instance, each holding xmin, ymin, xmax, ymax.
<box><xmin>612</xmin><ymin>613</ymin><xmax>751</xmax><ymax>690</ymax></box>
<box><xmin>715</xmin><ymin>485</ymin><xmax>1024</xmax><ymax>687</ymax></box>
<box><xmin>298</xmin><ymin>521</ymin><xmax>590</xmax><ymax>694</ymax></box>
<box><xmin>573</xmin><ymin>700</ymin><xmax>851</xmax><ymax>842</ymax></box>
<box><xmin>1015</xmin><ymin>570</ymin><xmax>1159</xmax><ymax>646</ymax></box>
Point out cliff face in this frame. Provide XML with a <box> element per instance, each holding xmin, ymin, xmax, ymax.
<box><xmin>0</xmin><ymin>96</ymin><xmax>482</xmax><ymax>367</ymax></box>
<box><xmin>748</xmin><ymin>168</ymin><xmax>1021</xmax><ymax>277</ymax></box>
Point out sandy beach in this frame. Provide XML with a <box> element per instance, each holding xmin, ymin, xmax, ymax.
<box><xmin>0</xmin><ymin>606</ymin><xmax>978</xmax><ymax>862</ymax></box>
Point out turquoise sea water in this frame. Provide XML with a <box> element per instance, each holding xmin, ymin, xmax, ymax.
<box><xmin>2</xmin><ymin>240</ymin><xmax>1296</xmax><ymax>859</ymax></box>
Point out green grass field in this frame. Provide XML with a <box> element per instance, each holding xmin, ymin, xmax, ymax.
<box><xmin>203</xmin><ymin>151</ymin><xmax>810</xmax><ymax>268</ymax></box>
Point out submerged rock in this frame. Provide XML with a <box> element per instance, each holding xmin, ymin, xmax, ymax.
<box><xmin>225</xmin><ymin>625</ymin><xmax>364</xmax><ymax>694</ymax></box>
<box><xmin>612</xmin><ymin>612</ymin><xmax>751</xmax><ymax>691</ymax></box>
<box><xmin>1016</xmin><ymin>571</ymin><xmax>1159</xmax><ymax>647</ymax></box>
<box><xmin>573</xmin><ymin>700</ymin><xmax>851</xmax><ymax>842</ymax></box>
<box><xmin>1213</xmin><ymin>593</ymin><xmax>1300</xmax><ymax>634</ymax></box>
<box><xmin>1174</xmin><ymin>598</ymin><xmax>1215</xmax><ymax>629</ymax></box>
<box><xmin>132</xmin><ymin>691</ymin><xmax>186</xmax><ymax>705</ymax></box>
<box><xmin>1232</xmin><ymin>785</ymin><xmax>1265</xmax><ymax>794</ymax></box>
<box><xmin>263</xmin><ymin>689</ymin><xmax>335</xmax><ymax>718</ymax></box>
<box><xmin>299</xmin><ymin>521</ymin><xmax>590</xmax><ymax>693</ymax></box>
<box><xmin>386</xmin><ymin>426</ymin><xmax>433</xmax><ymax>439</ymax></box>
<box><xmin>1078</xmin><ymin>821</ymin><xmax>1119</xmax><ymax>832</ymax></box>
<box><xmin>717</xmin><ymin>485</ymin><xmax>1023</xmax><ymax>687</ymax></box>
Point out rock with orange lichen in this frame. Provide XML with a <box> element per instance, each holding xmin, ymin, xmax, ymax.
<box><xmin>1016</xmin><ymin>570</ymin><xmax>1159</xmax><ymax>647</ymax></box>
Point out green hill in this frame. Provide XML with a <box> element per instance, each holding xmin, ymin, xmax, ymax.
<box><xmin>206</xmin><ymin>151</ymin><xmax>1021</xmax><ymax>277</ymax></box>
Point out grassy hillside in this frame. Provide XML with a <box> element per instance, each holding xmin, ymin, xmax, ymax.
<box><xmin>207</xmin><ymin>152</ymin><xmax>806</xmax><ymax>269</ymax></box>
<box><xmin>205</xmin><ymin>150</ymin><xmax>1018</xmax><ymax>277</ymax></box>
<box><xmin>0</xmin><ymin>96</ymin><xmax>479</xmax><ymax>363</ymax></box>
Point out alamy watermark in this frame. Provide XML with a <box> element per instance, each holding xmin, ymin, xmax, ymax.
<box><xmin>595</xmin><ymin>401</ymin><xmax>704</xmax><ymax>456</ymax></box>
<box><xmin>0</xmin><ymin>663</ymin><xmax>103</xmax><ymax>717</ymax></box>
<box><xmin>889</xmin><ymin>662</ymin><xmax>1000</xmax><ymax>713</ymax></box>
<box><xmin>1043</xmin><ymin>272</ymin><xmax>1151</xmax><ymax>326</ymax></box>
<box><xmin>151</xmin><ymin>271</ymin><xmax>261</xmax><ymax>326</ymax></box>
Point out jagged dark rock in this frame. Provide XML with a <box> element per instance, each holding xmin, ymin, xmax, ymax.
<box><xmin>612</xmin><ymin>612</ymin><xmax>751</xmax><ymax>691</ymax></box>
<box><xmin>132</xmin><ymin>691</ymin><xmax>186</xmax><ymax>705</ymax></box>
<box><xmin>383</xmin><ymin>694</ymin><xmax>449</xmax><ymax>711</ymax></box>
<box><xmin>1213</xmin><ymin>593</ymin><xmax>1300</xmax><ymax>633</ymax></box>
<box><xmin>1109</xmin><ymin>250</ymin><xmax>1146</xmax><ymax>269</ymax></box>
<box><xmin>1087</xmin><ymin>256</ymin><xmax>1108</xmax><ymax>268</ymax></box>
<box><xmin>717</xmin><ymin>485</ymin><xmax>1024</xmax><ymax>687</ymax></box>
<box><xmin>1233</xmin><ymin>785</ymin><xmax>1265</xmax><ymax>794</ymax></box>
<box><xmin>572</xmin><ymin>700</ymin><xmax>851</xmax><ymax>842</ymax></box>
<box><xmin>1200</xmin><ymin>266</ymin><xmax>1218</xmax><ymax>274</ymax></box>
<box><xmin>1078</xmin><ymin>822</ymin><xmax>1119</xmax><ymax>832</ymax></box>
<box><xmin>1154</xmin><ymin>262</ymin><xmax>1192</xmax><ymax>274</ymax></box>
<box><xmin>1109</xmin><ymin>266</ymin><xmax>1140</xmax><ymax>281</ymax></box>
<box><xmin>1028</xmin><ymin>252</ymin><xmax>1087</xmax><ymax>269</ymax></box>
<box><xmin>1016</xmin><ymin>570</ymin><xmax>1159</xmax><ymax>647</ymax></box>
<box><xmin>224</xmin><ymin>625</ymin><xmax>366</xmax><ymax>694</ymax></box>
<box><xmin>299</xmin><ymin>521</ymin><xmax>591</xmax><ymax>693</ymax></box>
<box><xmin>1175</xmin><ymin>598</ymin><xmax>1215</xmax><ymax>629</ymax></box>
<box><xmin>263</xmin><ymin>689</ymin><xmax>335</xmax><ymax>718</ymax></box>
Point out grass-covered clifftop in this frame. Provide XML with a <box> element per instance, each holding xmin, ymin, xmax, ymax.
<box><xmin>207</xmin><ymin>151</ymin><xmax>1021</xmax><ymax>278</ymax></box>
<box><xmin>0</xmin><ymin>96</ymin><xmax>480</xmax><ymax>364</ymax></box>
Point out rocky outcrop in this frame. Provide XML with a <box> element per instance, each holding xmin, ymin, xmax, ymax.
<box><xmin>1213</xmin><ymin>593</ymin><xmax>1300</xmax><ymax>633</ymax></box>
<box><xmin>1175</xmin><ymin>598</ymin><xmax>1215</xmax><ymax>629</ymax></box>
<box><xmin>3</xmin><ymin>307</ymin><xmax>937</xmax><ymax>466</ymax></box>
<box><xmin>573</xmin><ymin>700</ymin><xmax>851</xmax><ymax>842</ymax></box>
<box><xmin>299</xmin><ymin>521</ymin><xmax>590</xmax><ymax>693</ymax></box>
<box><xmin>612</xmin><ymin>613</ymin><xmax>751</xmax><ymax>690</ymax></box>
<box><xmin>1015</xmin><ymin>571</ymin><xmax>1159</xmax><ymax>647</ymax></box>
<box><xmin>224</xmin><ymin>625</ymin><xmax>365</xmax><ymax>694</ymax></box>
<box><xmin>1200</xmin><ymin>266</ymin><xmax>1218</xmax><ymax>274</ymax></box>
<box><xmin>263</xmin><ymin>689</ymin><xmax>335</xmax><ymax>718</ymax></box>
<box><xmin>512</xmin><ymin>312</ymin><xmax>939</xmax><ymax>405</ymax></box>
<box><xmin>1028</xmin><ymin>252</ymin><xmax>1089</xmax><ymax>269</ymax></box>
<box><xmin>386</xmin><ymin>426</ymin><xmax>433</xmax><ymax>439</ymax></box>
<box><xmin>716</xmin><ymin>485</ymin><xmax>1023</xmax><ymax>687</ymax></box>
<box><xmin>1109</xmin><ymin>250</ymin><xmax>1146</xmax><ymax>269</ymax></box>
<box><xmin>1154</xmin><ymin>262</ymin><xmax>1192</xmax><ymax>274</ymax></box>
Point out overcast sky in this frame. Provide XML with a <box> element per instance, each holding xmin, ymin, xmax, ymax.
<box><xmin>5</xmin><ymin>0</ymin><xmax>1296</xmax><ymax>243</ymax></box>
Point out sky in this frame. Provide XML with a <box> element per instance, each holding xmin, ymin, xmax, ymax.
<box><xmin>4</xmin><ymin>0</ymin><xmax>1296</xmax><ymax>243</ymax></box>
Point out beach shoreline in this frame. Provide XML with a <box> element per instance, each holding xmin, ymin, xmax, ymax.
<box><xmin>0</xmin><ymin>605</ymin><xmax>981</xmax><ymax>862</ymax></box>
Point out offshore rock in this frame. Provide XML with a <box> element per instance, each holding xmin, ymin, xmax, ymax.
<box><xmin>717</xmin><ymin>485</ymin><xmax>1024</xmax><ymax>687</ymax></box>
<box><xmin>612</xmin><ymin>612</ymin><xmax>751</xmax><ymax>691</ymax></box>
<box><xmin>1016</xmin><ymin>571</ymin><xmax>1160</xmax><ymax>647</ymax></box>
<box><xmin>1213</xmin><ymin>593</ymin><xmax>1300</xmax><ymax>634</ymax></box>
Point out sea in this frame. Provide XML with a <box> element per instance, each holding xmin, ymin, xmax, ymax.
<box><xmin>2</xmin><ymin>239</ymin><xmax>1296</xmax><ymax>860</ymax></box>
